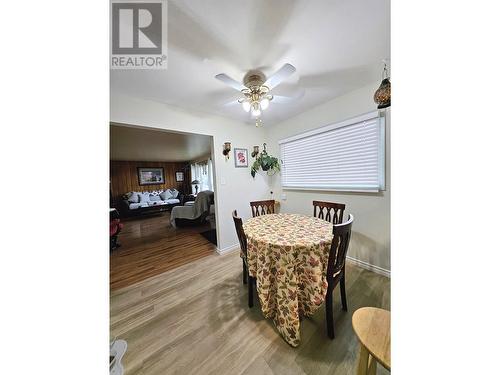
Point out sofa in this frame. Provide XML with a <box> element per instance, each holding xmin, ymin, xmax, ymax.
<box><xmin>121</xmin><ymin>188</ymin><xmax>184</xmax><ymax>217</ymax></box>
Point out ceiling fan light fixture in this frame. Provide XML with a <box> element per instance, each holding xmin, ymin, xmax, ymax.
<box><xmin>242</xmin><ymin>100</ymin><xmax>251</xmax><ymax>112</ymax></box>
<box><xmin>251</xmin><ymin>102</ymin><xmax>261</xmax><ymax>117</ymax></box>
<box><xmin>215</xmin><ymin>63</ymin><xmax>298</xmax><ymax>120</ymax></box>
<box><xmin>260</xmin><ymin>97</ymin><xmax>270</xmax><ymax>110</ymax></box>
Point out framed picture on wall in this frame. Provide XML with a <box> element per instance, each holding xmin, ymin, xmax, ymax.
<box><xmin>175</xmin><ymin>171</ymin><xmax>184</xmax><ymax>182</ymax></box>
<box><xmin>234</xmin><ymin>148</ymin><xmax>248</xmax><ymax>167</ymax></box>
<box><xmin>137</xmin><ymin>167</ymin><xmax>165</xmax><ymax>185</ymax></box>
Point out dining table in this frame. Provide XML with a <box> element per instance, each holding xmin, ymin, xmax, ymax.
<box><xmin>243</xmin><ymin>213</ymin><xmax>334</xmax><ymax>347</ymax></box>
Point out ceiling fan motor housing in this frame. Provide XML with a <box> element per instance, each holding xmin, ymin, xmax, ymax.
<box><xmin>243</xmin><ymin>70</ymin><xmax>266</xmax><ymax>90</ymax></box>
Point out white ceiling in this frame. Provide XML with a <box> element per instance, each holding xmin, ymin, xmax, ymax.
<box><xmin>110</xmin><ymin>124</ymin><xmax>212</xmax><ymax>162</ymax></box>
<box><xmin>110</xmin><ymin>0</ymin><xmax>390</xmax><ymax>126</ymax></box>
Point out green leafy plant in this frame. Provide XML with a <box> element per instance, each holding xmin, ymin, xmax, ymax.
<box><xmin>251</xmin><ymin>143</ymin><xmax>280</xmax><ymax>178</ymax></box>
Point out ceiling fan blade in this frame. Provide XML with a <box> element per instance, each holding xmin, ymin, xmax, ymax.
<box><xmin>223</xmin><ymin>99</ymin><xmax>240</xmax><ymax>107</ymax></box>
<box><xmin>247</xmin><ymin>0</ymin><xmax>299</xmax><ymax>68</ymax></box>
<box><xmin>264</xmin><ymin>63</ymin><xmax>296</xmax><ymax>90</ymax></box>
<box><xmin>215</xmin><ymin>73</ymin><xmax>247</xmax><ymax>92</ymax></box>
<box><xmin>272</xmin><ymin>96</ymin><xmax>296</xmax><ymax>104</ymax></box>
<box><xmin>168</xmin><ymin>2</ymin><xmax>247</xmax><ymax>69</ymax></box>
<box><xmin>272</xmin><ymin>90</ymin><xmax>305</xmax><ymax>104</ymax></box>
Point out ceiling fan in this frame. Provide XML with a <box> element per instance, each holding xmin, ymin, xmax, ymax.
<box><xmin>215</xmin><ymin>63</ymin><xmax>302</xmax><ymax>121</ymax></box>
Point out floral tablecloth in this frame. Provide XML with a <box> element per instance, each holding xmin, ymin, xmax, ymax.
<box><xmin>243</xmin><ymin>213</ymin><xmax>333</xmax><ymax>347</ymax></box>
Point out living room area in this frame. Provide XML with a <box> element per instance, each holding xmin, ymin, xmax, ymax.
<box><xmin>110</xmin><ymin>123</ymin><xmax>217</xmax><ymax>290</ymax></box>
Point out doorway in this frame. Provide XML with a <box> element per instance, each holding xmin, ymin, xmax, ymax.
<box><xmin>109</xmin><ymin>123</ymin><xmax>219</xmax><ymax>290</ymax></box>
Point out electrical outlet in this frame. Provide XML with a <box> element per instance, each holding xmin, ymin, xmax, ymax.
<box><xmin>281</xmin><ymin>193</ymin><xmax>287</xmax><ymax>201</ymax></box>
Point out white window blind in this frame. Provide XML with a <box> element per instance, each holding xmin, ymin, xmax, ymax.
<box><xmin>279</xmin><ymin>112</ymin><xmax>385</xmax><ymax>192</ymax></box>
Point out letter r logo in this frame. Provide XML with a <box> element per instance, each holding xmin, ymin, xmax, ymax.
<box><xmin>112</xmin><ymin>3</ymin><xmax>162</xmax><ymax>54</ymax></box>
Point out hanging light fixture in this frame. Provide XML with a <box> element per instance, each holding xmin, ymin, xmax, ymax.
<box><xmin>374</xmin><ymin>62</ymin><xmax>391</xmax><ymax>109</ymax></box>
<box><xmin>241</xmin><ymin>100</ymin><xmax>251</xmax><ymax>112</ymax></box>
<box><xmin>234</xmin><ymin>72</ymin><xmax>274</xmax><ymax>120</ymax></box>
<box><xmin>250</xmin><ymin>102</ymin><xmax>261</xmax><ymax>117</ymax></box>
<box><xmin>260</xmin><ymin>96</ymin><xmax>270</xmax><ymax>110</ymax></box>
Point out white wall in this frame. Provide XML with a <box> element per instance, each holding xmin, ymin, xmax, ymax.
<box><xmin>265</xmin><ymin>82</ymin><xmax>391</xmax><ymax>273</ymax></box>
<box><xmin>110</xmin><ymin>93</ymin><xmax>271</xmax><ymax>252</ymax></box>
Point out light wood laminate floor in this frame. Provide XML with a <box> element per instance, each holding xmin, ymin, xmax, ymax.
<box><xmin>110</xmin><ymin>214</ymin><xmax>216</xmax><ymax>290</ymax></box>
<box><xmin>110</xmin><ymin>250</ymin><xmax>390</xmax><ymax>375</ymax></box>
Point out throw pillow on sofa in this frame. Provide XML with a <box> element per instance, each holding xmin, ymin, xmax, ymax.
<box><xmin>149</xmin><ymin>195</ymin><xmax>161</xmax><ymax>202</ymax></box>
<box><xmin>139</xmin><ymin>193</ymin><xmax>150</xmax><ymax>203</ymax></box>
<box><xmin>168</xmin><ymin>189</ymin><xmax>179</xmax><ymax>199</ymax></box>
<box><xmin>127</xmin><ymin>192</ymin><xmax>139</xmax><ymax>203</ymax></box>
<box><xmin>160</xmin><ymin>190</ymin><xmax>173</xmax><ymax>200</ymax></box>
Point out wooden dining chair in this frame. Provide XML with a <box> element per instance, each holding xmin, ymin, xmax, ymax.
<box><xmin>325</xmin><ymin>214</ymin><xmax>354</xmax><ymax>339</ymax></box>
<box><xmin>250</xmin><ymin>199</ymin><xmax>275</xmax><ymax>217</ymax></box>
<box><xmin>313</xmin><ymin>200</ymin><xmax>346</xmax><ymax>224</ymax></box>
<box><xmin>232</xmin><ymin>210</ymin><xmax>255</xmax><ymax>308</ymax></box>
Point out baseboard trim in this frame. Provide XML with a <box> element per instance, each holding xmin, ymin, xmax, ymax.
<box><xmin>216</xmin><ymin>243</ymin><xmax>240</xmax><ymax>255</ymax></box>
<box><xmin>346</xmin><ymin>256</ymin><xmax>391</xmax><ymax>278</ymax></box>
<box><xmin>215</xmin><ymin>245</ymin><xmax>390</xmax><ymax>277</ymax></box>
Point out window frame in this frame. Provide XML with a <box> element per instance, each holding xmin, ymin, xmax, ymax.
<box><xmin>278</xmin><ymin>111</ymin><xmax>386</xmax><ymax>193</ymax></box>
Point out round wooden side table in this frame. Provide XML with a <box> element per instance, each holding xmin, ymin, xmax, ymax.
<box><xmin>352</xmin><ymin>307</ymin><xmax>391</xmax><ymax>374</ymax></box>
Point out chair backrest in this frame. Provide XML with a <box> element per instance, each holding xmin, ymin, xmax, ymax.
<box><xmin>313</xmin><ymin>200</ymin><xmax>346</xmax><ymax>224</ymax></box>
<box><xmin>250</xmin><ymin>199</ymin><xmax>275</xmax><ymax>217</ymax></box>
<box><xmin>195</xmin><ymin>190</ymin><xmax>214</xmax><ymax>204</ymax></box>
<box><xmin>232</xmin><ymin>210</ymin><xmax>248</xmax><ymax>258</ymax></box>
<box><xmin>326</xmin><ymin>214</ymin><xmax>354</xmax><ymax>282</ymax></box>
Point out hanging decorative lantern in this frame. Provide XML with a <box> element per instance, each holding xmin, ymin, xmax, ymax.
<box><xmin>374</xmin><ymin>63</ymin><xmax>391</xmax><ymax>109</ymax></box>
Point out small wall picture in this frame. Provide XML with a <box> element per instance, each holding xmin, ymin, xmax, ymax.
<box><xmin>137</xmin><ymin>167</ymin><xmax>165</xmax><ymax>185</ymax></box>
<box><xmin>234</xmin><ymin>148</ymin><xmax>248</xmax><ymax>167</ymax></box>
<box><xmin>175</xmin><ymin>171</ymin><xmax>184</xmax><ymax>182</ymax></box>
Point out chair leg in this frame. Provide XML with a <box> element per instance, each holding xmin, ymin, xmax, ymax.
<box><xmin>248</xmin><ymin>276</ymin><xmax>254</xmax><ymax>308</ymax></box>
<box><xmin>367</xmin><ymin>355</ymin><xmax>377</xmax><ymax>375</ymax></box>
<box><xmin>242</xmin><ymin>260</ymin><xmax>247</xmax><ymax>284</ymax></box>
<box><xmin>326</xmin><ymin>287</ymin><xmax>334</xmax><ymax>339</ymax></box>
<box><xmin>357</xmin><ymin>344</ymin><xmax>370</xmax><ymax>375</ymax></box>
<box><xmin>110</xmin><ymin>235</ymin><xmax>119</xmax><ymax>251</ymax></box>
<box><xmin>340</xmin><ymin>273</ymin><xmax>348</xmax><ymax>312</ymax></box>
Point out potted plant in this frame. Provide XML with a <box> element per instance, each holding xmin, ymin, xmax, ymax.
<box><xmin>251</xmin><ymin>143</ymin><xmax>281</xmax><ymax>178</ymax></box>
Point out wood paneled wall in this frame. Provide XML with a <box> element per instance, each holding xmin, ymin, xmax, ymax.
<box><xmin>110</xmin><ymin>160</ymin><xmax>191</xmax><ymax>205</ymax></box>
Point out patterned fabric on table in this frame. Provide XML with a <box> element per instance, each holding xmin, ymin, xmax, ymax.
<box><xmin>243</xmin><ymin>213</ymin><xmax>334</xmax><ymax>347</ymax></box>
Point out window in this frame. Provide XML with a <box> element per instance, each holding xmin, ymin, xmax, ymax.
<box><xmin>190</xmin><ymin>159</ymin><xmax>214</xmax><ymax>194</ymax></box>
<box><xmin>279</xmin><ymin>112</ymin><xmax>385</xmax><ymax>192</ymax></box>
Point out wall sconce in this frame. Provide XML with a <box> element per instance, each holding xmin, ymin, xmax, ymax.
<box><xmin>251</xmin><ymin>145</ymin><xmax>259</xmax><ymax>158</ymax></box>
<box><xmin>223</xmin><ymin>142</ymin><xmax>231</xmax><ymax>160</ymax></box>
